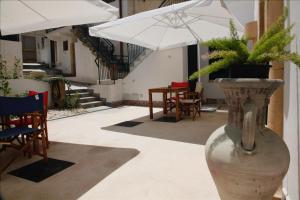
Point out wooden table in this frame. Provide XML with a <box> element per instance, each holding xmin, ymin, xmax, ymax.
<box><xmin>148</xmin><ymin>87</ymin><xmax>188</xmax><ymax>121</ymax></box>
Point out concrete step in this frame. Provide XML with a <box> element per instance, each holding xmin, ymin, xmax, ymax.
<box><xmin>80</xmin><ymin>101</ymin><xmax>104</xmax><ymax>109</ymax></box>
<box><xmin>66</xmin><ymin>89</ymin><xmax>93</xmax><ymax>94</ymax></box>
<box><xmin>69</xmin><ymin>92</ymin><xmax>91</xmax><ymax>98</ymax></box>
<box><xmin>79</xmin><ymin>96</ymin><xmax>97</xmax><ymax>103</ymax></box>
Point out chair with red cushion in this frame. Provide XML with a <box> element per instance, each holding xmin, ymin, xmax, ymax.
<box><xmin>167</xmin><ymin>81</ymin><xmax>189</xmax><ymax>112</ymax></box>
<box><xmin>179</xmin><ymin>82</ymin><xmax>204</xmax><ymax>120</ymax></box>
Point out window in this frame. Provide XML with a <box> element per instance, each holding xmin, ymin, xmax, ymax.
<box><xmin>41</xmin><ymin>37</ymin><xmax>45</xmax><ymax>49</ymax></box>
<box><xmin>0</xmin><ymin>34</ymin><xmax>20</xmax><ymax>42</ymax></box>
<box><xmin>63</xmin><ymin>41</ymin><xmax>68</xmax><ymax>51</ymax></box>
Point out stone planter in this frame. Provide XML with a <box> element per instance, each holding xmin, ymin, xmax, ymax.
<box><xmin>205</xmin><ymin>78</ymin><xmax>290</xmax><ymax>200</ymax></box>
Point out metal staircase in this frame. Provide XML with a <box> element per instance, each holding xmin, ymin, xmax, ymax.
<box><xmin>72</xmin><ymin>0</ymin><xmax>187</xmax><ymax>83</ymax></box>
<box><xmin>73</xmin><ymin>25</ymin><xmax>146</xmax><ymax>82</ymax></box>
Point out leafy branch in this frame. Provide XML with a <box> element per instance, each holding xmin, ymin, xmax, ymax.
<box><xmin>190</xmin><ymin>8</ymin><xmax>300</xmax><ymax>80</ymax></box>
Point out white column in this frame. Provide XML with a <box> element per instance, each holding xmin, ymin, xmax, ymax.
<box><xmin>283</xmin><ymin>0</ymin><xmax>300</xmax><ymax>199</ymax></box>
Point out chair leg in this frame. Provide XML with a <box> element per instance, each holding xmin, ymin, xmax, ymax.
<box><xmin>40</xmin><ymin>132</ymin><xmax>48</xmax><ymax>162</ymax></box>
<box><xmin>192</xmin><ymin>104</ymin><xmax>196</xmax><ymax>120</ymax></box>
<box><xmin>198</xmin><ymin>102</ymin><xmax>201</xmax><ymax>117</ymax></box>
<box><xmin>0</xmin><ymin>139</ymin><xmax>32</xmax><ymax>176</ymax></box>
<box><xmin>44</xmin><ymin>121</ymin><xmax>49</xmax><ymax>148</ymax></box>
<box><xmin>26</xmin><ymin>135</ymin><xmax>33</xmax><ymax>158</ymax></box>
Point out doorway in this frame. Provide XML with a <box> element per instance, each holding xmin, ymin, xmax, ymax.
<box><xmin>50</xmin><ymin>40</ymin><xmax>57</xmax><ymax>67</ymax></box>
<box><xmin>22</xmin><ymin>36</ymin><xmax>37</xmax><ymax>63</ymax></box>
<box><xmin>188</xmin><ymin>44</ymin><xmax>198</xmax><ymax>92</ymax></box>
<box><xmin>70</xmin><ymin>42</ymin><xmax>76</xmax><ymax>75</ymax></box>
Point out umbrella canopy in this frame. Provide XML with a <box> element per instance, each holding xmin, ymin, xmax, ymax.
<box><xmin>89</xmin><ymin>0</ymin><xmax>244</xmax><ymax>51</ymax></box>
<box><xmin>0</xmin><ymin>0</ymin><xmax>119</xmax><ymax>36</ymax></box>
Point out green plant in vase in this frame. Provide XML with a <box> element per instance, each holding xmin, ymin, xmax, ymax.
<box><xmin>190</xmin><ymin>8</ymin><xmax>300</xmax><ymax>80</ymax></box>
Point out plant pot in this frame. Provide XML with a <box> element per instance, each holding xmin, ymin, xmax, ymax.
<box><xmin>229</xmin><ymin>63</ymin><xmax>271</xmax><ymax>78</ymax></box>
<box><xmin>49</xmin><ymin>78</ymin><xmax>65</xmax><ymax>108</ymax></box>
<box><xmin>209</xmin><ymin>64</ymin><xmax>271</xmax><ymax>79</ymax></box>
<box><xmin>205</xmin><ymin>78</ymin><xmax>290</xmax><ymax>200</ymax></box>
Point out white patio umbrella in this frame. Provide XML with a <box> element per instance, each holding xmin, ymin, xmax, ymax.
<box><xmin>0</xmin><ymin>0</ymin><xmax>119</xmax><ymax>36</ymax></box>
<box><xmin>89</xmin><ymin>0</ymin><xmax>244</xmax><ymax>51</ymax></box>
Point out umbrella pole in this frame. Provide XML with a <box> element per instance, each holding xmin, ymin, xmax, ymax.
<box><xmin>97</xmin><ymin>38</ymin><xmax>101</xmax><ymax>85</ymax></box>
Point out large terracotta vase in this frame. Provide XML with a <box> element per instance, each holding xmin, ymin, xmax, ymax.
<box><xmin>205</xmin><ymin>79</ymin><xmax>290</xmax><ymax>200</ymax></box>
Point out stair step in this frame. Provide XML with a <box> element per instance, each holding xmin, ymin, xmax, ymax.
<box><xmin>79</xmin><ymin>96</ymin><xmax>97</xmax><ymax>103</ymax></box>
<box><xmin>80</xmin><ymin>101</ymin><xmax>104</xmax><ymax>109</ymax></box>
<box><xmin>66</xmin><ymin>89</ymin><xmax>92</xmax><ymax>94</ymax></box>
<box><xmin>69</xmin><ymin>92</ymin><xmax>91</xmax><ymax>98</ymax></box>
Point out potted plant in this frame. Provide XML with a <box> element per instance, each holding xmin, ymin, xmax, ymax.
<box><xmin>190</xmin><ymin>9</ymin><xmax>300</xmax><ymax>80</ymax></box>
<box><xmin>190</xmin><ymin>9</ymin><xmax>300</xmax><ymax>200</ymax></box>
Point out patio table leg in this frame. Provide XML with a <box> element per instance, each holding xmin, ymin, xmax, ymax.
<box><xmin>176</xmin><ymin>91</ymin><xmax>180</xmax><ymax>121</ymax></box>
<box><xmin>149</xmin><ymin>90</ymin><xmax>153</xmax><ymax>119</ymax></box>
<box><xmin>163</xmin><ymin>92</ymin><xmax>167</xmax><ymax>114</ymax></box>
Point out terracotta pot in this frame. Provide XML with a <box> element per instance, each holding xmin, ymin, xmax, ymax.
<box><xmin>205</xmin><ymin>78</ymin><xmax>290</xmax><ymax>200</ymax></box>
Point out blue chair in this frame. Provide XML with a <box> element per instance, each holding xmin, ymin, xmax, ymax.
<box><xmin>0</xmin><ymin>94</ymin><xmax>48</xmax><ymax>175</ymax></box>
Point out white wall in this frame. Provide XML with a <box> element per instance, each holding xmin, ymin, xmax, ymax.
<box><xmin>8</xmin><ymin>79</ymin><xmax>51</xmax><ymax>106</ymax></box>
<box><xmin>0</xmin><ymin>39</ymin><xmax>23</xmax><ymax>77</ymax></box>
<box><xmin>67</xmin><ymin>40</ymin><xmax>98</xmax><ymax>84</ymax></box>
<box><xmin>90</xmin><ymin>47</ymin><xmax>187</xmax><ymax>103</ymax></box>
<box><xmin>199</xmin><ymin>44</ymin><xmax>225</xmax><ymax>99</ymax></box>
<box><xmin>283</xmin><ymin>1</ymin><xmax>300</xmax><ymax>199</ymax></box>
<box><xmin>55</xmin><ymin>40</ymin><xmax>71</xmax><ymax>74</ymax></box>
<box><xmin>36</xmin><ymin>36</ymin><xmax>51</xmax><ymax>65</ymax></box>
<box><xmin>123</xmin><ymin>47</ymin><xmax>188</xmax><ymax>101</ymax></box>
<box><xmin>91</xmin><ymin>80</ymin><xmax>123</xmax><ymax>103</ymax></box>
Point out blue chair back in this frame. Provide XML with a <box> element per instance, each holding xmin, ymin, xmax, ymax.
<box><xmin>0</xmin><ymin>93</ymin><xmax>44</xmax><ymax>116</ymax></box>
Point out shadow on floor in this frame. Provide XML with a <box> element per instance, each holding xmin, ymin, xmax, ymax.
<box><xmin>103</xmin><ymin>111</ymin><xmax>227</xmax><ymax>145</ymax></box>
<box><xmin>0</xmin><ymin>142</ymin><xmax>139</xmax><ymax>200</ymax></box>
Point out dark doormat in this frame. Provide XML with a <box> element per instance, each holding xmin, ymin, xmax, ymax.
<box><xmin>115</xmin><ymin>121</ymin><xmax>143</xmax><ymax>127</ymax></box>
<box><xmin>9</xmin><ymin>158</ymin><xmax>74</xmax><ymax>183</ymax></box>
<box><xmin>154</xmin><ymin>116</ymin><xmax>177</xmax><ymax>123</ymax></box>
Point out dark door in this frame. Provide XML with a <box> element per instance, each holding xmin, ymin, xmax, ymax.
<box><xmin>188</xmin><ymin>44</ymin><xmax>198</xmax><ymax>92</ymax></box>
<box><xmin>50</xmin><ymin>40</ymin><xmax>56</xmax><ymax>67</ymax></box>
<box><xmin>22</xmin><ymin>36</ymin><xmax>37</xmax><ymax>63</ymax></box>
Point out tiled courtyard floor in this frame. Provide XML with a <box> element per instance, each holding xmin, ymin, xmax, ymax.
<box><xmin>1</xmin><ymin>106</ymin><xmax>227</xmax><ymax>200</ymax></box>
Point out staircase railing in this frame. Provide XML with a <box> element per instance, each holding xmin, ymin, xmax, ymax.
<box><xmin>159</xmin><ymin>0</ymin><xmax>188</xmax><ymax>7</ymax></box>
<box><xmin>73</xmin><ymin>0</ymin><xmax>188</xmax><ymax>83</ymax></box>
<box><xmin>127</xmin><ymin>43</ymin><xmax>146</xmax><ymax>66</ymax></box>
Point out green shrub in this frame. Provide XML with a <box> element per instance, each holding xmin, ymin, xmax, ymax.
<box><xmin>64</xmin><ymin>93</ymin><xmax>80</xmax><ymax>109</ymax></box>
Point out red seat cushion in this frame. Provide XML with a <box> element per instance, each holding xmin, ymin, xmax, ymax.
<box><xmin>171</xmin><ymin>82</ymin><xmax>189</xmax><ymax>88</ymax></box>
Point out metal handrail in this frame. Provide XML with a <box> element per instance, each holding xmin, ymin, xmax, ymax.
<box><xmin>73</xmin><ymin>0</ymin><xmax>189</xmax><ymax>83</ymax></box>
<box><xmin>159</xmin><ymin>0</ymin><xmax>188</xmax><ymax>7</ymax></box>
<box><xmin>127</xmin><ymin>43</ymin><xmax>146</xmax><ymax>65</ymax></box>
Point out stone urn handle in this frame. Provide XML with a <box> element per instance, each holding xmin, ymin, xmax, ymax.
<box><xmin>242</xmin><ymin>99</ymin><xmax>257</xmax><ymax>151</ymax></box>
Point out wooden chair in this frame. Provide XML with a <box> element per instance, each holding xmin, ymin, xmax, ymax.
<box><xmin>0</xmin><ymin>94</ymin><xmax>48</xmax><ymax>175</ymax></box>
<box><xmin>6</xmin><ymin>91</ymin><xmax>49</xmax><ymax>148</ymax></box>
<box><xmin>179</xmin><ymin>82</ymin><xmax>203</xmax><ymax>120</ymax></box>
<box><xmin>167</xmin><ymin>81</ymin><xmax>189</xmax><ymax>112</ymax></box>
